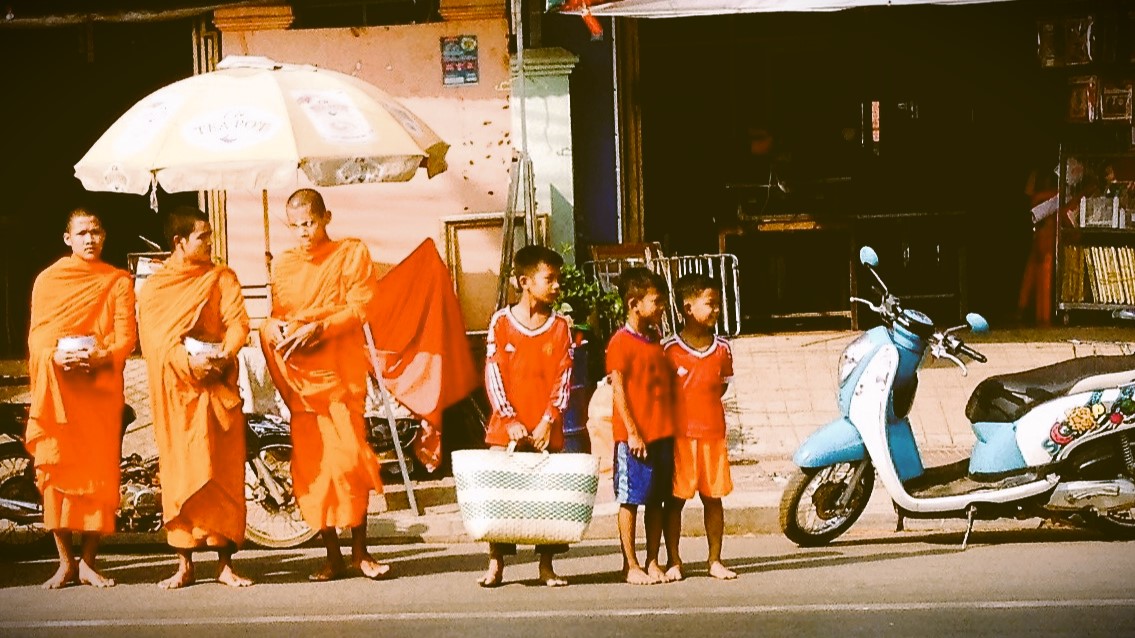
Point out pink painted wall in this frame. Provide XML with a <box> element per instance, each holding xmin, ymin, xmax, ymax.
<box><xmin>221</xmin><ymin>20</ymin><xmax>512</xmax><ymax>330</ymax></box>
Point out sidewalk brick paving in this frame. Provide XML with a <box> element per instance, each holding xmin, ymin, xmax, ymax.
<box><xmin>725</xmin><ymin>327</ymin><xmax>1133</xmax><ymax>461</ymax></box>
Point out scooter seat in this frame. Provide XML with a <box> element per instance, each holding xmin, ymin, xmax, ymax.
<box><xmin>965</xmin><ymin>355</ymin><xmax>1135</xmax><ymax>423</ymax></box>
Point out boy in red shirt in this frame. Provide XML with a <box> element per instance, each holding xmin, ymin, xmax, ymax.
<box><xmin>480</xmin><ymin>245</ymin><xmax>574</xmax><ymax>588</ymax></box>
<box><xmin>607</xmin><ymin>267</ymin><xmax>677</xmax><ymax>585</ymax></box>
<box><xmin>662</xmin><ymin>273</ymin><xmax>737</xmax><ymax>580</ymax></box>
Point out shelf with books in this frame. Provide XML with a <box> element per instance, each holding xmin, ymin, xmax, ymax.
<box><xmin>1054</xmin><ymin>148</ymin><xmax>1135</xmax><ymax>323</ymax></box>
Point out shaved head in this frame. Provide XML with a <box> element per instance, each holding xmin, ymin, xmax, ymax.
<box><xmin>285</xmin><ymin>189</ymin><xmax>332</xmax><ymax>250</ymax></box>
<box><xmin>66</xmin><ymin>207</ymin><xmax>102</xmax><ymax>232</ymax></box>
<box><xmin>286</xmin><ymin>189</ymin><xmax>327</xmax><ymax>217</ymax></box>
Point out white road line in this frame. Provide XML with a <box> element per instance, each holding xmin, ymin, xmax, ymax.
<box><xmin>4</xmin><ymin>599</ymin><xmax>1135</xmax><ymax>629</ymax></box>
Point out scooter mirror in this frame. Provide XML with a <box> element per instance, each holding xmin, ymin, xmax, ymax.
<box><xmin>965</xmin><ymin>312</ymin><xmax>990</xmax><ymax>334</ymax></box>
<box><xmin>859</xmin><ymin>246</ymin><xmax>879</xmax><ymax>267</ymax></box>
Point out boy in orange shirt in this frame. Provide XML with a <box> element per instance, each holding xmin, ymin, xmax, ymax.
<box><xmin>662</xmin><ymin>274</ymin><xmax>737</xmax><ymax>580</ymax></box>
<box><xmin>480</xmin><ymin>245</ymin><xmax>574</xmax><ymax>588</ymax></box>
<box><xmin>607</xmin><ymin>267</ymin><xmax>677</xmax><ymax>585</ymax></box>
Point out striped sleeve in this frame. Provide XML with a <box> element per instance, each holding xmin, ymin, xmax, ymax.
<box><xmin>484</xmin><ymin>310</ymin><xmax>517</xmax><ymax>418</ymax></box>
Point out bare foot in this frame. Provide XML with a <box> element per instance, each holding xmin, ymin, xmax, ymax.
<box><xmin>645</xmin><ymin>561</ymin><xmax>670</xmax><ymax>583</ymax></box>
<box><xmin>539</xmin><ymin>568</ymin><xmax>568</xmax><ymax>588</ymax></box>
<box><xmin>624</xmin><ymin>567</ymin><xmax>656</xmax><ymax>585</ymax></box>
<box><xmin>354</xmin><ymin>557</ymin><xmax>391</xmax><ymax>580</ymax></box>
<box><xmin>158</xmin><ymin>564</ymin><xmax>195</xmax><ymax>590</ymax></box>
<box><xmin>42</xmin><ymin>562</ymin><xmax>78</xmax><ymax>590</ymax></box>
<box><xmin>476</xmin><ymin>558</ymin><xmax>503</xmax><ymax>588</ymax></box>
<box><xmin>77</xmin><ymin>560</ymin><xmax>116</xmax><ymax>588</ymax></box>
<box><xmin>217</xmin><ymin>565</ymin><xmax>254</xmax><ymax>587</ymax></box>
<box><xmin>308</xmin><ymin>562</ymin><xmax>347</xmax><ymax>582</ymax></box>
<box><xmin>664</xmin><ymin>563</ymin><xmax>685</xmax><ymax>582</ymax></box>
<box><xmin>708</xmin><ymin>561</ymin><xmax>737</xmax><ymax>580</ymax></box>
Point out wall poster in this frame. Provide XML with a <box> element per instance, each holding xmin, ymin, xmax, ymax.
<box><xmin>441</xmin><ymin>35</ymin><xmax>479</xmax><ymax>86</ymax></box>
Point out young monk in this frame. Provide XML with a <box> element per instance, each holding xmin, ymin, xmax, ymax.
<box><xmin>25</xmin><ymin>208</ymin><xmax>136</xmax><ymax>589</ymax></box>
<box><xmin>137</xmin><ymin>206</ymin><xmax>253</xmax><ymax>590</ymax></box>
<box><xmin>259</xmin><ymin>188</ymin><xmax>388</xmax><ymax>582</ymax></box>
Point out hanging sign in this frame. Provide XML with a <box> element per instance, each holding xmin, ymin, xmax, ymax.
<box><xmin>441</xmin><ymin>35</ymin><xmax>479</xmax><ymax>87</ymax></box>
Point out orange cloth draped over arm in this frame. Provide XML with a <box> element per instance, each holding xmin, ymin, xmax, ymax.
<box><xmin>138</xmin><ymin>256</ymin><xmax>248</xmax><ymax>548</ymax></box>
<box><xmin>25</xmin><ymin>256</ymin><xmax>136</xmax><ymax>533</ymax></box>
<box><xmin>366</xmin><ymin>239</ymin><xmax>479</xmax><ymax>470</ymax></box>
<box><xmin>260</xmin><ymin>238</ymin><xmax>383</xmax><ymax>530</ymax></box>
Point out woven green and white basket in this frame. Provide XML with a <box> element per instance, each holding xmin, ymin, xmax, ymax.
<box><xmin>451</xmin><ymin>449</ymin><xmax>600</xmax><ymax>545</ymax></box>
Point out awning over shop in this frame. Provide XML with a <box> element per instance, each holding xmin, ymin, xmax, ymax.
<box><xmin>557</xmin><ymin>0</ymin><xmax>1018</xmax><ymax>18</ymax></box>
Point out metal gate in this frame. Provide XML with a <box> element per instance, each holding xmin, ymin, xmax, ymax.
<box><xmin>583</xmin><ymin>253</ymin><xmax>741</xmax><ymax>337</ymax></box>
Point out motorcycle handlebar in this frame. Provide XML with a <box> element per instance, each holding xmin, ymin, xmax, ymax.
<box><xmin>959</xmin><ymin>343</ymin><xmax>987</xmax><ymax>363</ymax></box>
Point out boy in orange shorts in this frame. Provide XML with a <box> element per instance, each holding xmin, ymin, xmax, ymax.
<box><xmin>662</xmin><ymin>273</ymin><xmax>737</xmax><ymax>580</ymax></box>
<box><xmin>607</xmin><ymin>267</ymin><xmax>677</xmax><ymax>585</ymax></box>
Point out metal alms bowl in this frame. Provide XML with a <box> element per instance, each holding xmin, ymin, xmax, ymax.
<box><xmin>184</xmin><ymin>337</ymin><xmax>223</xmax><ymax>357</ymax></box>
<box><xmin>56</xmin><ymin>335</ymin><xmax>96</xmax><ymax>352</ymax></box>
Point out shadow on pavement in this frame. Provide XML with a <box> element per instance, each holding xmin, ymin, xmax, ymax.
<box><xmin>827</xmin><ymin>526</ymin><xmax>1109</xmax><ymax>548</ymax></box>
<box><xmin>728</xmin><ymin>547</ymin><xmax>958</xmax><ymax>575</ymax></box>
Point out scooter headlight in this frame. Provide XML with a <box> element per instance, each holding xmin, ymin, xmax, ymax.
<box><xmin>838</xmin><ymin>333</ymin><xmax>876</xmax><ymax>386</ymax></box>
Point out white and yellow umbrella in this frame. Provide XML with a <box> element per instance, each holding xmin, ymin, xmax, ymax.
<box><xmin>76</xmin><ymin>55</ymin><xmax>448</xmax><ymax>199</ymax></box>
<box><xmin>74</xmin><ymin>55</ymin><xmax>449</xmax><ymax>279</ymax></box>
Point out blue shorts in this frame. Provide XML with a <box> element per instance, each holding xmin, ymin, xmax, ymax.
<box><xmin>613</xmin><ymin>437</ymin><xmax>675</xmax><ymax>506</ymax></box>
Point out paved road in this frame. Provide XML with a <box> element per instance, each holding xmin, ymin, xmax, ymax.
<box><xmin>1</xmin><ymin>529</ymin><xmax>1133</xmax><ymax>637</ymax></box>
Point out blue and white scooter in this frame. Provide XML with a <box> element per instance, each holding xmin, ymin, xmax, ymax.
<box><xmin>780</xmin><ymin>247</ymin><xmax>1135</xmax><ymax>547</ymax></box>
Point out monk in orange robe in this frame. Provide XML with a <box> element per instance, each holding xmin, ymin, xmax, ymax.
<box><xmin>260</xmin><ymin>189</ymin><xmax>388</xmax><ymax>581</ymax></box>
<box><xmin>26</xmin><ymin>209</ymin><xmax>136</xmax><ymax>589</ymax></box>
<box><xmin>137</xmin><ymin>206</ymin><xmax>252</xmax><ymax>589</ymax></box>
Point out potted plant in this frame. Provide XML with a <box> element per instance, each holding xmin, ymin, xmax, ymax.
<box><xmin>555</xmin><ymin>261</ymin><xmax>624</xmax><ymax>340</ymax></box>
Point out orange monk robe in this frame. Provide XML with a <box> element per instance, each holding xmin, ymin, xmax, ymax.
<box><xmin>137</xmin><ymin>255</ymin><xmax>249</xmax><ymax>549</ymax></box>
<box><xmin>367</xmin><ymin>239</ymin><xmax>479</xmax><ymax>470</ymax></box>
<box><xmin>260</xmin><ymin>238</ymin><xmax>383</xmax><ymax>529</ymax></box>
<box><xmin>25</xmin><ymin>256</ymin><xmax>136</xmax><ymax>534</ymax></box>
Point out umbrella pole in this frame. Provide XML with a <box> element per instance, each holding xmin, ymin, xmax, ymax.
<box><xmin>262</xmin><ymin>190</ymin><xmax>273</xmax><ymax>313</ymax></box>
<box><xmin>511</xmin><ymin>0</ymin><xmax>536</xmax><ymax>246</ymax></box>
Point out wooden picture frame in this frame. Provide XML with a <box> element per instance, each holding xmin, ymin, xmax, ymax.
<box><xmin>441</xmin><ymin>211</ymin><xmax>549</xmax><ymax>300</ymax></box>
<box><xmin>1100</xmin><ymin>81</ymin><xmax>1133</xmax><ymax>122</ymax></box>
<box><xmin>1068</xmin><ymin>75</ymin><xmax>1099</xmax><ymax>123</ymax></box>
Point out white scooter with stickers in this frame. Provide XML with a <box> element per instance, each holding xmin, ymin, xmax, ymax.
<box><xmin>780</xmin><ymin>247</ymin><xmax>1135</xmax><ymax>547</ymax></box>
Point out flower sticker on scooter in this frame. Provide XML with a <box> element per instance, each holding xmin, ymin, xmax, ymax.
<box><xmin>1048</xmin><ymin>420</ymin><xmax>1076</xmax><ymax>446</ymax></box>
<box><xmin>1045</xmin><ymin>392</ymin><xmax>1106</xmax><ymax>453</ymax></box>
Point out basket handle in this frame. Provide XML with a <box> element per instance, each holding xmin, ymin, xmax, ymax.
<box><xmin>505</xmin><ymin>441</ymin><xmax>551</xmax><ymax>469</ymax></box>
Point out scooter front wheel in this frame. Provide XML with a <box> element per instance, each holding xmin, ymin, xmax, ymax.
<box><xmin>779</xmin><ymin>461</ymin><xmax>874</xmax><ymax>547</ymax></box>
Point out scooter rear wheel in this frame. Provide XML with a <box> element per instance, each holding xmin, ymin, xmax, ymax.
<box><xmin>1087</xmin><ymin>507</ymin><xmax>1135</xmax><ymax>539</ymax></box>
<box><xmin>780</xmin><ymin>461</ymin><xmax>874</xmax><ymax>547</ymax></box>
